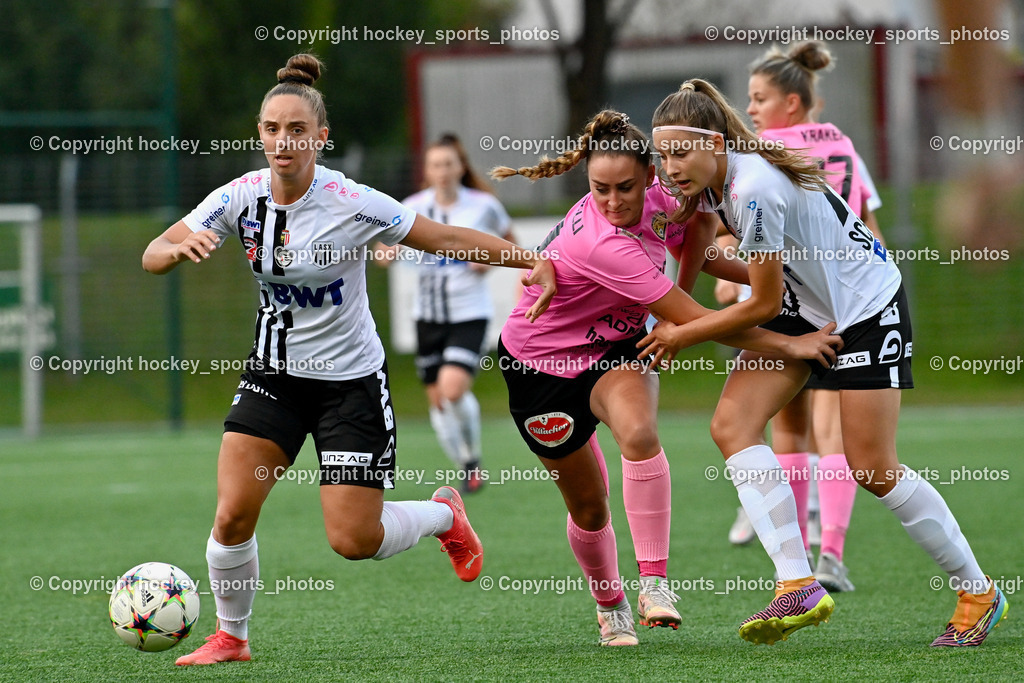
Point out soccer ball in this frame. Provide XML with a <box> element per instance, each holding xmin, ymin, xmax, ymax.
<box><xmin>108</xmin><ymin>562</ymin><xmax>200</xmax><ymax>652</ymax></box>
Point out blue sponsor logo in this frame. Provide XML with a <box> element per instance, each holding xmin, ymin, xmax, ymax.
<box><xmin>221</xmin><ymin>193</ymin><xmax>230</xmax><ymax>203</ymax></box>
<box><xmin>300</xmin><ymin>177</ymin><xmax>318</xmax><ymax>202</ymax></box>
<box><xmin>354</xmin><ymin>213</ymin><xmax>393</xmax><ymax>229</ymax></box>
<box><xmin>391</xmin><ymin>214</ymin><xmax>403</xmax><ymax>226</ymax></box>
<box><xmin>747</xmin><ymin>200</ymin><xmax>757</xmax><ymax>210</ymax></box>
<box><xmin>240</xmin><ymin>217</ymin><xmax>262</xmax><ymax>232</ymax></box>
<box><xmin>268</xmin><ymin>276</ymin><xmax>345</xmax><ymax>308</ymax></box>
<box><xmin>201</xmin><ymin>206</ymin><xmax>225</xmax><ymax>229</ymax></box>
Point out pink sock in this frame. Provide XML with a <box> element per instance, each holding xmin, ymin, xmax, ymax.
<box><xmin>817</xmin><ymin>454</ymin><xmax>858</xmax><ymax>561</ymax></box>
<box><xmin>775</xmin><ymin>453</ymin><xmax>810</xmax><ymax>550</ymax></box>
<box><xmin>621</xmin><ymin>450</ymin><xmax>670</xmax><ymax>578</ymax></box>
<box><xmin>566</xmin><ymin>515</ymin><xmax>625</xmax><ymax>607</ymax></box>
<box><xmin>589</xmin><ymin>433</ymin><xmax>610</xmax><ymax>495</ymax></box>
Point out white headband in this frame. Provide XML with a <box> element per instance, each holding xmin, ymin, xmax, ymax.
<box><xmin>652</xmin><ymin>125</ymin><xmax>723</xmax><ymax>137</ymax></box>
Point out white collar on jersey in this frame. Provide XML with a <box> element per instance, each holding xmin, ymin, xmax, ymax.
<box><xmin>697</xmin><ymin>150</ymin><xmax>741</xmax><ymax>211</ymax></box>
<box><xmin>266</xmin><ymin>165</ymin><xmax>324</xmax><ymax>210</ymax></box>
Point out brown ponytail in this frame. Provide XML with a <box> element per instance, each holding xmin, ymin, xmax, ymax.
<box><xmin>491</xmin><ymin>110</ymin><xmax>651</xmax><ymax>181</ymax></box>
<box><xmin>258</xmin><ymin>54</ymin><xmax>329</xmax><ymax>131</ymax></box>
<box><xmin>652</xmin><ymin>79</ymin><xmax>827</xmax><ymax>223</ymax></box>
<box><xmin>750</xmin><ymin>41</ymin><xmax>834</xmax><ymax>112</ymax></box>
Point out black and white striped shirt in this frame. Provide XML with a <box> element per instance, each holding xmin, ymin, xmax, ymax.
<box><xmin>183</xmin><ymin>165</ymin><xmax>415</xmax><ymax>379</ymax></box>
<box><xmin>401</xmin><ymin>187</ymin><xmax>511</xmax><ymax>324</ymax></box>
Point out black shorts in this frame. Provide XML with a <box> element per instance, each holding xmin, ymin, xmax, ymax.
<box><xmin>415</xmin><ymin>319</ymin><xmax>488</xmax><ymax>384</ymax></box>
<box><xmin>498</xmin><ymin>331</ymin><xmax>655</xmax><ymax>459</ymax></box>
<box><xmin>762</xmin><ymin>284</ymin><xmax>914</xmax><ymax>390</ymax></box>
<box><xmin>803</xmin><ymin>369</ymin><xmax>839</xmax><ymax>391</ymax></box>
<box><xmin>224</xmin><ymin>352</ymin><xmax>397</xmax><ymax>489</ymax></box>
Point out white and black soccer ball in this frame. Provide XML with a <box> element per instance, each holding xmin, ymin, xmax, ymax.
<box><xmin>109</xmin><ymin>562</ymin><xmax>200</xmax><ymax>652</ymax></box>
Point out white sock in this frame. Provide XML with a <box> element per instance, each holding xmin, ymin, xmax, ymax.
<box><xmin>430</xmin><ymin>402</ymin><xmax>471</xmax><ymax>467</ymax></box>
<box><xmin>727</xmin><ymin>445</ymin><xmax>812</xmax><ymax>580</ymax></box>
<box><xmin>807</xmin><ymin>453</ymin><xmax>820</xmax><ymax>515</ymax></box>
<box><xmin>372</xmin><ymin>501</ymin><xmax>454</xmax><ymax>560</ymax></box>
<box><xmin>206</xmin><ymin>533</ymin><xmax>258</xmax><ymax>640</ymax></box>
<box><xmin>451</xmin><ymin>392</ymin><xmax>482</xmax><ymax>464</ymax></box>
<box><xmin>880</xmin><ymin>465</ymin><xmax>987</xmax><ymax>590</ymax></box>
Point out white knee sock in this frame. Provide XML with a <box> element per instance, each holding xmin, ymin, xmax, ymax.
<box><xmin>880</xmin><ymin>465</ymin><xmax>987</xmax><ymax>590</ymax></box>
<box><xmin>451</xmin><ymin>392</ymin><xmax>482</xmax><ymax>464</ymax></box>
<box><xmin>206</xmin><ymin>533</ymin><xmax>258</xmax><ymax>640</ymax></box>
<box><xmin>430</xmin><ymin>401</ymin><xmax>471</xmax><ymax>467</ymax></box>
<box><xmin>372</xmin><ymin>501</ymin><xmax>453</xmax><ymax>560</ymax></box>
<box><xmin>727</xmin><ymin>445</ymin><xmax>812</xmax><ymax>580</ymax></box>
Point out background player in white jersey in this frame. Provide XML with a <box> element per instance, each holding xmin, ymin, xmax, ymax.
<box><xmin>141</xmin><ymin>54</ymin><xmax>555</xmax><ymax>667</ymax></box>
<box><xmin>723</xmin><ymin>41</ymin><xmax>885</xmax><ymax>591</ymax></box>
<box><xmin>492</xmin><ymin>110</ymin><xmax>840</xmax><ymax>647</ymax></box>
<box><xmin>640</xmin><ymin>78</ymin><xmax>1007</xmax><ymax>647</ymax></box>
<box><xmin>377</xmin><ymin>134</ymin><xmax>515</xmax><ymax>493</ymax></box>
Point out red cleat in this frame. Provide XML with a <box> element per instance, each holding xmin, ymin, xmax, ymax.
<box><xmin>462</xmin><ymin>466</ymin><xmax>485</xmax><ymax>494</ymax></box>
<box><xmin>174</xmin><ymin>630</ymin><xmax>251</xmax><ymax>666</ymax></box>
<box><xmin>431</xmin><ymin>486</ymin><xmax>483</xmax><ymax>582</ymax></box>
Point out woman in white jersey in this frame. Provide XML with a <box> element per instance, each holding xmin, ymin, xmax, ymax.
<box><xmin>378</xmin><ymin>134</ymin><xmax>515</xmax><ymax>493</ymax></box>
<box><xmin>725</xmin><ymin>46</ymin><xmax>889</xmax><ymax>555</ymax></box>
<box><xmin>727</xmin><ymin>42</ymin><xmax>885</xmax><ymax>591</ymax></box>
<box><xmin>142</xmin><ymin>54</ymin><xmax>555</xmax><ymax>667</ymax></box>
<box><xmin>640</xmin><ymin>78</ymin><xmax>1007</xmax><ymax>648</ymax></box>
<box><xmin>492</xmin><ymin>110</ymin><xmax>841</xmax><ymax>646</ymax></box>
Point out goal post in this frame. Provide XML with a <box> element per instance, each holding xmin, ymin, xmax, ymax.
<box><xmin>0</xmin><ymin>205</ymin><xmax>45</xmax><ymax>437</ymax></box>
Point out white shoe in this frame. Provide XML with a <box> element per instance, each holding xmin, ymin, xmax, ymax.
<box><xmin>637</xmin><ymin>577</ymin><xmax>681</xmax><ymax>629</ymax></box>
<box><xmin>597</xmin><ymin>601</ymin><xmax>639</xmax><ymax>646</ymax></box>
<box><xmin>815</xmin><ymin>551</ymin><xmax>855</xmax><ymax>592</ymax></box>
<box><xmin>728</xmin><ymin>507</ymin><xmax>756</xmax><ymax>545</ymax></box>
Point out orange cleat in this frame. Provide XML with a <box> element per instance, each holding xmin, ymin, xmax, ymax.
<box><xmin>174</xmin><ymin>630</ymin><xmax>251</xmax><ymax>666</ymax></box>
<box><xmin>432</xmin><ymin>486</ymin><xmax>483</xmax><ymax>582</ymax></box>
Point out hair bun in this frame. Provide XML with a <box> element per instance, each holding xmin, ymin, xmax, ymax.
<box><xmin>788</xmin><ymin>41</ymin><xmax>832</xmax><ymax>72</ymax></box>
<box><xmin>276</xmin><ymin>53</ymin><xmax>322</xmax><ymax>86</ymax></box>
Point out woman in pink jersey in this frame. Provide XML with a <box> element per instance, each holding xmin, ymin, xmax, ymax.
<box><xmin>491</xmin><ymin>110</ymin><xmax>842</xmax><ymax>647</ymax></box>
<box><xmin>740</xmin><ymin>41</ymin><xmax>883</xmax><ymax>592</ymax></box>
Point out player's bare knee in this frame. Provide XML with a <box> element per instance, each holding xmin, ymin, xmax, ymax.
<box><xmin>212</xmin><ymin>507</ymin><xmax>258</xmax><ymax>547</ymax></box>
<box><xmin>710</xmin><ymin>410</ymin><xmax>739</xmax><ymax>453</ymax></box>
<box><xmin>327</xmin><ymin>534</ymin><xmax>377</xmax><ymax>561</ymax></box>
<box><xmin>568</xmin><ymin>500</ymin><xmax>610</xmax><ymax>531</ymax></box>
<box><xmin>616</xmin><ymin>423</ymin><xmax>661</xmax><ymax>461</ymax></box>
<box><xmin>441</xmin><ymin>386</ymin><xmax>466</xmax><ymax>403</ymax></box>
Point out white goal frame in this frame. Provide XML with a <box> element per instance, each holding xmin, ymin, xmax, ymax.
<box><xmin>0</xmin><ymin>205</ymin><xmax>44</xmax><ymax>437</ymax></box>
